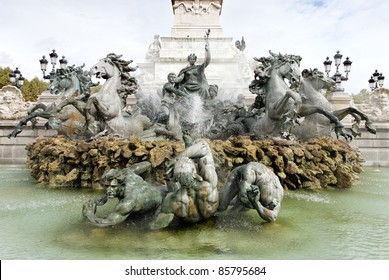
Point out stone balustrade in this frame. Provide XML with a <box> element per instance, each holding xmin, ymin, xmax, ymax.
<box><xmin>0</xmin><ymin>120</ymin><xmax>56</xmax><ymax>164</ymax></box>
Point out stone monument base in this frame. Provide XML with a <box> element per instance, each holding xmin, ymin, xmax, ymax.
<box><xmin>0</xmin><ymin>120</ymin><xmax>57</xmax><ymax>164</ymax></box>
<box><xmin>347</xmin><ymin>121</ymin><xmax>389</xmax><ymax>167</ymax></box>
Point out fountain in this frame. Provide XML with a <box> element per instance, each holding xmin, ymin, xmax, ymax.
<box><xmin>2</xmin><ymin>1</ymin><xmax>389</xmax><ymax>263</ymax></box>
<box><xmin>14</xmin><ymin>42</ymin><xmax>368</xmax><ymax>229</ymax></box>
<box><xmin>4</xmin><ymin>1</ymin><xmax>374</xmax><ymax>231</ymax></box>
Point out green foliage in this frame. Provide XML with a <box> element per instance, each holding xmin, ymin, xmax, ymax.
<box><xmin>0</xmin><ymin>66</ymin><xmax>12</xmax><ymax>88</ymax></box>
<box><xmin>0</xmin><ymin>66</ymin><xmax>48</xmax><ymax>102</ymax></box>
<box><xmin>22</xmin><ymin>78</ymin><xmax>49</xmax><ymax>101</ymax></box>
<box><xmin>352</xmin><ymin>89</ymin><xmax>370</xmax><ymax>104</ymax></box>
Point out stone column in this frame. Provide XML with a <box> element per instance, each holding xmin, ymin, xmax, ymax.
<box><xmin>326</xmin><ymin>90</ymin><xmax>352</xmax><ymax>110</ymax></box>
<box><xmin>170</xmin><ymin>0</ymin><xmax>224</xmax><ymax>37</ymax></box>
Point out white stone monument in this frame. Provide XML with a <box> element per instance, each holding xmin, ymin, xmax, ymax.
<box><xmin>0</xmin><ymin>86</ymin><xmax>33</xmax><ymax>120</ymax></box>
<box><xmin>135</xmin><ymin>0</ymin><xmax>253</xmax><ymax>104</ymax></box>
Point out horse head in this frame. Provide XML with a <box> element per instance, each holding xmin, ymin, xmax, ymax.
<box><xmin>269</xmin><ymin>50</ymin><xmax>302</xmax><ymax>88</ymax></box>
<box><xmin>301</xmin><ymin>68</ymin><xmax>335</xmax><ymax>92</ymax></box>
<box><xmin>90</xmin><ymin>53</ymin><xmax>139</xmax><ymax>103</ymax></box>
<box><xmin>48</xmin><ymin>68</ymin><xmax>75</xmax><ymax>95</ymax></box>
<box><xmin>90</xmin><ymin>53</ymin><xmax>127</xmax><ymax>80</ymax></box>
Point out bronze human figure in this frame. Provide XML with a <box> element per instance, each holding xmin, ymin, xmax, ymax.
<box><xmin>150</xmin><ymin>140</ymin><xmax>219</xmax><ymax>229</ymax></box>
<box><xmin>175</xmin><ymin>30</ymin><xmax>211</xmax><ymax>99</ymax></box>
<box><xmin>154</xmin><ymin>72</ymin><xmax>187</xmax><ymax>125</ymax></box>
<box><xmin>218</xmin><ymin>162</ymin><xmax>284</xmax><ymax>222</ymax></box>
<box><xmin>82</xmin><ymin>161</ymin><xmax>166</xmax><ymax>227</ymax></box>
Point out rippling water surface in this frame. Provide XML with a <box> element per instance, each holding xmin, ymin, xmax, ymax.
<box><xmin>1</xmin><ymin>165</ymin><xmax>388</xmax><ymax>260</ymax></box>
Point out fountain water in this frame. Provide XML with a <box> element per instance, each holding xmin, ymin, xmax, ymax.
<box><xmin>1</xmin><ymin>165</ymin><xmax>389</xmax><ymax>259</ymax></box>
<box><xmin>175</xmin><ymin>94</ymin><xmax>212</xmax><ymax>137</ymax></box>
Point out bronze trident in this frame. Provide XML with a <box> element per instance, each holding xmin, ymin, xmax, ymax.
<box><xmin>205</xmin><ymin>28</ymin><xmax>211</xmax><ymax>40</ymax></box>
<box><xmin>205</xmin><ymin>28</ymin><xmax>211</xmax><ymax>48</ymax></box>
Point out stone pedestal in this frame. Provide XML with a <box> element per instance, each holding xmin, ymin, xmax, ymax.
<box><xmin>37</xmin><ymin>90</ymin><xmax>58</xmax><ymax>105</ymax></box>
<box><xmin>326</xmin><ymin>90</ymin><xmax>353</xmax><ymax>123</ymax></box>
<box><xmin>0</xmin><ymin>120</ymin><xmax>57</xmax><ymax>164</ymax></box>
<box><xmin>347</xmin><ymin>121</ymin><xmax>389</xmax><ymax>167</ymax></box>
<box><xmin>327</xmin><ymin>90</ymin><xmax>352</xmax><ymax>110</ymax></box>
<box><xmin>170</xmin><ymin>0</ymin><xmax>224</xmax><ymax>38</ymax></box>
<box><xmin>136</xmin><ymin>0</ymin><xmax>252</xmax><ymax>103</ymax></box>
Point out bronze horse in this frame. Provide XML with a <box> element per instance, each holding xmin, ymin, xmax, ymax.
<box><xmin>250</xmin><ymin>51</ymin><xmax>352</xmax><ymax>141</ymax></box>
<box><xmin>8</xmin><ymin>65</ymin><xmax>89</xmax><ymax>138</ymax></box>
<box><xmin>295</xmin><ymin>68</ymin><xmax>376</xmax><ymax>140</ymax></box>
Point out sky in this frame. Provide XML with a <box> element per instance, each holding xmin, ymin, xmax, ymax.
<box><xmin>1</xmin><ymin>0</ymin><xmax>388</xmax><ymax>94</ymax></box>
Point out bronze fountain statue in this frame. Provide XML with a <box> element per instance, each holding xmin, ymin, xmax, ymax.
<box><xmin>11</xmin><ymin>32</ymin><xmax>374</xmax><ymax>230</ymax></box>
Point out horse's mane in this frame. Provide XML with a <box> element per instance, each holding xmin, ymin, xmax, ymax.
<box><xmin>256</xmin><ymin>50</ymin><xmax>302</xmax><ymax>70</ymax></box>
<box><xmin>56</xmin><ymin>64</ymin><xmax>99</xmax><ymax>97</ymax></box>
<box><xmin>301</xmin><ymin>68</ymin><xmax>325</xmax><ymax>79</ymax></box>
<box><xmin>52</xmin><ymin>66</ymin><xmax>83</xmax><ymax>94</ymax></box>
<box><xmin>105</xmin><ymin>53</ymin><xmax>139</xmax><ymax>106</ymax></box>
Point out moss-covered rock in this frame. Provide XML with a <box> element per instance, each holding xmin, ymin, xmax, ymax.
<box><xmin>25</xmin><ymin>135</ymin><xmax>364</xmax><ymax>190</ymax></box>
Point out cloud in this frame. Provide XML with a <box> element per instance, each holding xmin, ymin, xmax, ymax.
<box><xmin>0</xmin><ymin>52</ymin><xmax>14</xmax><ymax>65</ymax></box>
<box><xmin>1</xmin><ymin>0</ymin><xmax>388</xmax><ymax>93</ymax></box>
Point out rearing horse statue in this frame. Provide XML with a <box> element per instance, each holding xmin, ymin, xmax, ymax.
<box><xmin>55</xmin><ymin>53</ymin><xmax>152</xmax><ymax>138</ymax></box>
<box><xmin>86</xmin><ymin>53</ymin><xmax>152</xmax><ymax>137</ymax></box>
<box><xmin>251</xmin><ymin>51</ymin><xmax>352</xmax><ymax>141</ymax></box>
<box><xmin>295</xmin><ymin>68</ymin><xmax>376</xmax><ymax>140</ymax></box>
<box><xmin>8</xmin><ymin>65</ymin><xmax>89</xmax><ymax>138</ymax></box>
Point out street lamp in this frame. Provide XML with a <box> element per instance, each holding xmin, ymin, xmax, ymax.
<box><xmin>39</xmin><ymin>49</ymin><xmax>68</xmax><ymax>82</ymax></box>
<box><xmin>9</xmin><ymin>67</ymin><xmax>25</xmax><ymax>89</ymax></box>
<box><xmin>368</xmin><ymin>70</ymin><xmax>385</xmax><ymax>90</ymax></box>
<box><xmin>323</xmin><ymin>50</ymin><xmax>352</xmax><ymax>92</ymax></box>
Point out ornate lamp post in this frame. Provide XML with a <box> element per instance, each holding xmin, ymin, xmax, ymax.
<box><xmin>323</xmin><ymin>50</ymin><xmax>352</xmax><ymax>92</ymax></box>
<box><xmin>9</xmin><ymin>67</ymin><xmax>25</xmax><ymax>89</ymax></box>
<box><xmin>39</xmin><ymin>49</ymin><xmax>68</xmax><ymax>82</ymax></box>
<box><xmin>368</xmin><ymin>70</ymin><xmax>385</xmax><ymax>90</ymax></box>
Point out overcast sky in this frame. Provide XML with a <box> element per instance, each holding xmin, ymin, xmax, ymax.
<box><xmin>1</xmin><ymin>0</ymin><xmax>388</xmax><ymax>94</ymax></box>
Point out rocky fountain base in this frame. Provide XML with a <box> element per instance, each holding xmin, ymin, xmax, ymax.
<box><xmin>26</xmin><ymin>135</ymin><xmax>363</xmax><ymax>190</ymax></box>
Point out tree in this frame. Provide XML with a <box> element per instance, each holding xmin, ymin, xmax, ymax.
<box><xmin>0</xmin><ymin>66</ymin><xmax>12</xmax><ymax>88</ymax></box>
<box><xmin>22</xmin><ymin>77</ymin><xmax>49</xmax><ymax>101</ymax></box>
<box><xmin>352</xmin><ymin>89</ymin><xmax>370</xmax><ymax>104</ymax></box>
<box><xmin>0</xmin><ymin>66</ymin><xmax>48</xmax><ymax>101</ymax></box>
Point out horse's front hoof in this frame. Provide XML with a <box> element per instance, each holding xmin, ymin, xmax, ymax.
<box><xmin>350</xmin><ymin>127</ymin><xmax>362</xmax><ymax>138</ymax></box>
<box><xmin>7</xmin><ymin>129</ymin><xmax>21</xmax><ymax>138</ymax></box>
<box><xmin>366</xmin><ymin>123</ymin><xmax>377</xmax><ymax>135</ymax></box>
<box><xmin>344</xmin><ymin>133</ymin><xmax>353</xmax><ymax>142</ymax></box>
